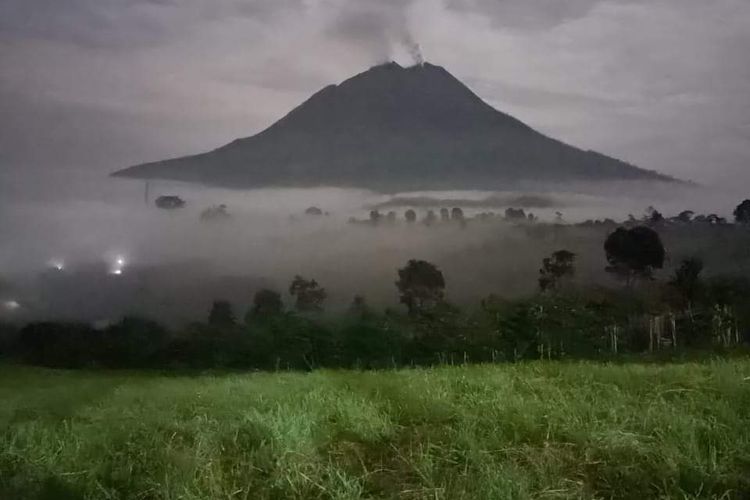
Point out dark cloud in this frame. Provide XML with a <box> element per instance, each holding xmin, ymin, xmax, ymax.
<box><xmin>0</xmin><ymin>0</ymin><xmax>304</xmax><ymax>49</ymax></box>
<box><xmin>445</xmin><ymin>0</ymin><xmax>604</xmax><ymax>29</ymax></box>
<box><xmin>0</xmin><ymin>0</ymin><xmax>748</xmax><ymax>188</ymax></box>
<box><xmin>0</xmin><ymin>0</ymin><xmax>173</xmax><ymax>49</ymax></box>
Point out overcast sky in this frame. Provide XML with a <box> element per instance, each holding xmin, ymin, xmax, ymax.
<box><xmin>1</xmin><ymin>0</ymin><xmax>749</xmax><ymax>187</ymax></box>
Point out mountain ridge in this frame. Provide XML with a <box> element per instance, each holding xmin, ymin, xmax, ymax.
<box><xmin>113</xmin><ymin>61</ymin><xmax>676</xmax><ymax>190</ymax></box>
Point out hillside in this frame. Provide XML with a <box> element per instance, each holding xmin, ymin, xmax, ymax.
<box><xmin>113</xmin><ymin>62</ymin><xmax>675</xmax><ymax>190</ymax></box>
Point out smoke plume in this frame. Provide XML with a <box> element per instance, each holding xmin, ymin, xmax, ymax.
<box><xmin>404</xmin><ymin>35</ymin><xmax>424</xmax><ymax>66</ymax></box>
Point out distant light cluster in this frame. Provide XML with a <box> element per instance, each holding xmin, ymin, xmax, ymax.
<box><xmin>48</xmin><ymin>259</ymin><xmax>65</xmax><ymax>271</ymax></box>
<box><xmin>110</xmin><ymin>255</ymin><xmax>127</xmax><ymax>275</ymax></box>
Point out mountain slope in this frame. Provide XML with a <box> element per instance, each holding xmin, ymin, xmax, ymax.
<box><xmin>113</xmin><ymin>62</ymin><xmax>675</xmax><ymax>190</ymax></box>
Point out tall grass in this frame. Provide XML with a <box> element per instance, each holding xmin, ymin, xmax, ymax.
<box><xmin>1</xmin><ymin>360</ymin><xmax>749</xmax><ymax>499</ymax></box>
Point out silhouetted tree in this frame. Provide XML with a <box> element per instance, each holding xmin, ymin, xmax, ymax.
<box><xmin>155</xmin><ymin>195</ymin><xmax>185</xmax><ymax>210</ymax></box>
<box><xmin>424</xmin><ymin>210</ymin><xmax>437</xmax><ymax>226</ymax></box>
<box><xmin>101</xmin><ymin>317</ymin><xmax>169</xmax><ymax>367</ymax></box>
<box><xmin>405</xmin><ymin>209</ymin><xmax>417</xmax><ymax>223</ymax></box>
<box><xmin>451</xmin><ymin>207</ymin><xmax>464</xmax><ymax>220</ymax></box>
<box><xmin>440</xmin><ymin>208</ymin><xmax>450</xmax><ymax>221</ymax></box>
<box><xmin>669</xmin><ymin>258</ymin><xmax>704</xmax><ymax>309</ymax></box>
<box><xmin>604</xmin><ymin>226</ymin><xmax>665</xmax><ymax>285</ymax></box>
<box><xmin>200</xmin><ymin>204</ymin><xmax>230</xmax><ymax>222</ymax></box>
<box><xmin>396</xmin><ymin>260</ymin><xmax>445</xmax><ymax>315</ymax></box>
<box><xmin>340</xmin><ymin>321</ymin><xmax>402</xmax><ymax>369</ymax></box>
<box><xmin>289</xmin><ymin>276</ymin><xmax>327</xmax><ymax>312</ymax></box>
<box><xmin>250</xmin><ymin>289</ymin><xmax>283</xmax><ymax>319</ymax></box>
<box><xmin>733</xmin><ymin>199</ymin><xmax>750</xmax><ymax>224</ymax></box>
<box><xmin>505</xmin><ymin>207</ymin><xmax>526</xmax><ymax>221</ymax></box>
<box><xmin>15</xmin><ymin>322</ymin><xmax>97</xmax><ymax>368</ymax></box>
<box><xmin>369</xmin><ymin>210</ymin><xmax>381</xmax><ymax>224</ymax></box>
<box><xmin>707</xmin><ymin>214</ymin><xmax>727</xmax><ymax>225</ymax></box>
<box><xmin>348</xmin><ymin>295</ymin><xmax>370</xmax><ymax>318</ymax></box>
<box><xmin>677</xmin><ymin>210</ymin><xmax>694</xmax><ymax>223</ymax></box>
<box><xmin>538</xmin><ymin>250</ymin><xmax>576</xmax><ymax>292</ymax></box>
<box><xmin>305</xmin><ymin>206</ymin><xmax>323</xmax><ymax>216</ymax></box>
<box><xmin>208</xmin><ymin>300</ymin><xmax>236</xmax><ymax>327</ymax></box>
<box><xmin>650</xmin><ymin>212</ymin><xmax>664</xmax><ymax>225</ymax></box>
<box><xmin>645</xmin><ymin>206</ymin><xmax>664</xmax><ymax>225</ymax></box>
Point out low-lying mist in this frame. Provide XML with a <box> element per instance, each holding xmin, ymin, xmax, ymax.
<box><xmin>0</xmin><ymin>168</ymin><xmax>743</xmax><ymax>325</ymax></box>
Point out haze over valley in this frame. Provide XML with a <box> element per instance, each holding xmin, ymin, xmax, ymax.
<box><xmin>0</xmin><ymin>165</ymin><xmax>741</xmax><ymax>325</ymax></box>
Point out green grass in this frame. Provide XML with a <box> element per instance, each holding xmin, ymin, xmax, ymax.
<box><xmin>1</xmin><ymin>360</ymin><xmax>749</xmax><ymax>499</ymax></box>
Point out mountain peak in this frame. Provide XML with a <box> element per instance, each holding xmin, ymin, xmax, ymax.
<box><xmin>369</xmin><ymin>60</ymin><xmax>436</xmax><ymax>70</ymax></box>
<box><xmin>370</xmin><ymin>60</ymin><xmax>404</xmax><ymax>70</ymax></box>
<box><xmin>112</xmin><ymin>62</ymin><xmax>675</xmax><ymax>190</ymax></box>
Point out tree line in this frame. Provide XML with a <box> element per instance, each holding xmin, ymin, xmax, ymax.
<box><xmin>1</xmin><ymin>216</ymin><xmax>749</xmax><ymax>370</ymax></box>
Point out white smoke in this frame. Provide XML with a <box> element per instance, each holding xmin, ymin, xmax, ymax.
<box><xmin>404</xmin><ymin>36</ymin><xmax>424</xmax><ymax>66</ymax></box>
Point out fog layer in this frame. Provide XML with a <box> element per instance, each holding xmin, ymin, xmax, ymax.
<box><xmin>0</xmin><ymin>168</ymin><xmax>742</xmax><ymax>325</ymax></box>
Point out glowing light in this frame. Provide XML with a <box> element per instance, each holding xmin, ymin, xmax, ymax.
<box><xmin>48</xmin><ymin>259</ymin><xmax>65</xmax><ymax>271</ymax></box>
<box><xmin>108</xmin><ymin>253</ymin><xmax>127</xmax><ymax>275</ymax></box>
<box><xmin>3</xmin><ymin>300</ymin><xmax>20</xmax><ymax>310</ymax></box>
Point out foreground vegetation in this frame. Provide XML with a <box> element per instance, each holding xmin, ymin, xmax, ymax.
<box><xmin>2</xmin><ymin>359</ymin><xmax>749</xmax><ymax>499</ymax></box>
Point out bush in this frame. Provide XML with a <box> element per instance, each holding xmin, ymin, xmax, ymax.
<box><xmin>99</xmin><ymin>317</ymin><xmax>171</xmax><ymax>368</ymax></box>
<box><xmin>14</xmin><ymin>322</ymin><xmax>99</xmax><ymax>368</ymax></box>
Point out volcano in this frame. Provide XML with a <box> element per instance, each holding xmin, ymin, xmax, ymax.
<box><xmin>112</xmin><ymin>61</ymin><xmax>674</xmax><ymax>190</ymax></box>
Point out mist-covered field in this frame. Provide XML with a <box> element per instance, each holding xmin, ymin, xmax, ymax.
<box><xmin>1</xmin><ymin>168</ymin><xmax>745</xmax><ymax>326</ymax></box>
<box><xmin>1</xmin><ymin>359</ymin><xmax>748</xmax><ymax>499</ymax></box>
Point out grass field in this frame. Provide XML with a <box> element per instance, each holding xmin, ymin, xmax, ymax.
<box><xmin>1</xmin><ymin>360</ymin><xmax>749</xmax><ymax>499</ymax></box>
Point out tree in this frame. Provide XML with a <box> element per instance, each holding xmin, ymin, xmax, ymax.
<box><xmin>101</xmin><ymin>317</ymin><xmax>170</xmax><ymax>367</ymax></box>
<box><xmin>369</xmin><ymin>210</ymin><xmax>381</xmax><ymax>224</ymax></box>
<box><xmin>340</xmin><ymin>321</ymin><xmax>402</xmax><ymax>368</ymax></box>
<box><xmin>305</xmin><ymin>206</ymin><xmax>323</xmax><ymax>216</ymax></box>
<box><xmin>538</xmin><ymin>250</ymin><xmax>576</xmax><ymax>292</ymax></box>
<box><xmin>733</xmin><ymin>199</ymin><xmax>750</xmax><ymax>224</ymax></box>
<box><xmin>676</xmin><ymin>210</ymin><xmax>694</xmax><ymax>223</ymax></box>
<box><xmin>250</xmin><ymin>289</ymin><xmax>283</xmax><ymax>319</ymax></box>
<box><xmin>424</xmin><ymin>210</ymin><xmax>437</xmax><ymax>226</ymax></box>
<box><xmin>405</xmin><ymin>209</ymin><xmax>417</xmax><ymax>223</ymax></box>
<box><xmin>505</xmin><ymin>207</ymin><xmax>526</xmax><ymax>221</ymax></box>
<box><xmin>450</xmin><ymin>207</ymin><xmax>464</xmax><ymax>221</ymax></box>
<box><xmin>604</xmin><ymin>226</ymin><xmax>665</xmax><ymax>285</ymax></box>
<box><xmin>289</xmin><ymin>276</ymin><xmax>327</xmax><ymax>312</ymax></box>
<box><xmin>645</xmin><ymin>206</ymin><xmax>664</xmax><ymax>225</ymax></box>
<box><xmin>668</xmin><ymin>258</ymin><xmax>704</xmax><ymax>309</ymax></box>
<box><xmin>706</xmin><ymin>214</ymin><xmax>727</xmax><ymax>225</ymax></box>
<box><xmin>155</xmin><ymin>195</ymin><xmax>185</xmax><ymax>210</ymax></box>
<box><xmin>348</xmin><ymin>295</ymin><xmax>370</xmax><ymax>317</ymax></box>
<box><xmin>200</xmin><ymin>204</ymin><xmax>230</xmax><ymax>222</ymax></box>
<box><xmin>396</xmin><ymin>260</ymin><xmax>445</xmax><ymax>315</ymax></box>
<box><xmin>15</xmin><ymin>322</ymin><xmax>98</xmax><ymax>368</ymax></box>
<box><xmin>440</xmin><ymin>208</ymin><xmax>450</xmax><ymax>221</ymax></box>
<box><xmin>208</xmin><ymin>300</ymin><xmax>236</xmax><ymax>327</ymax></box>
